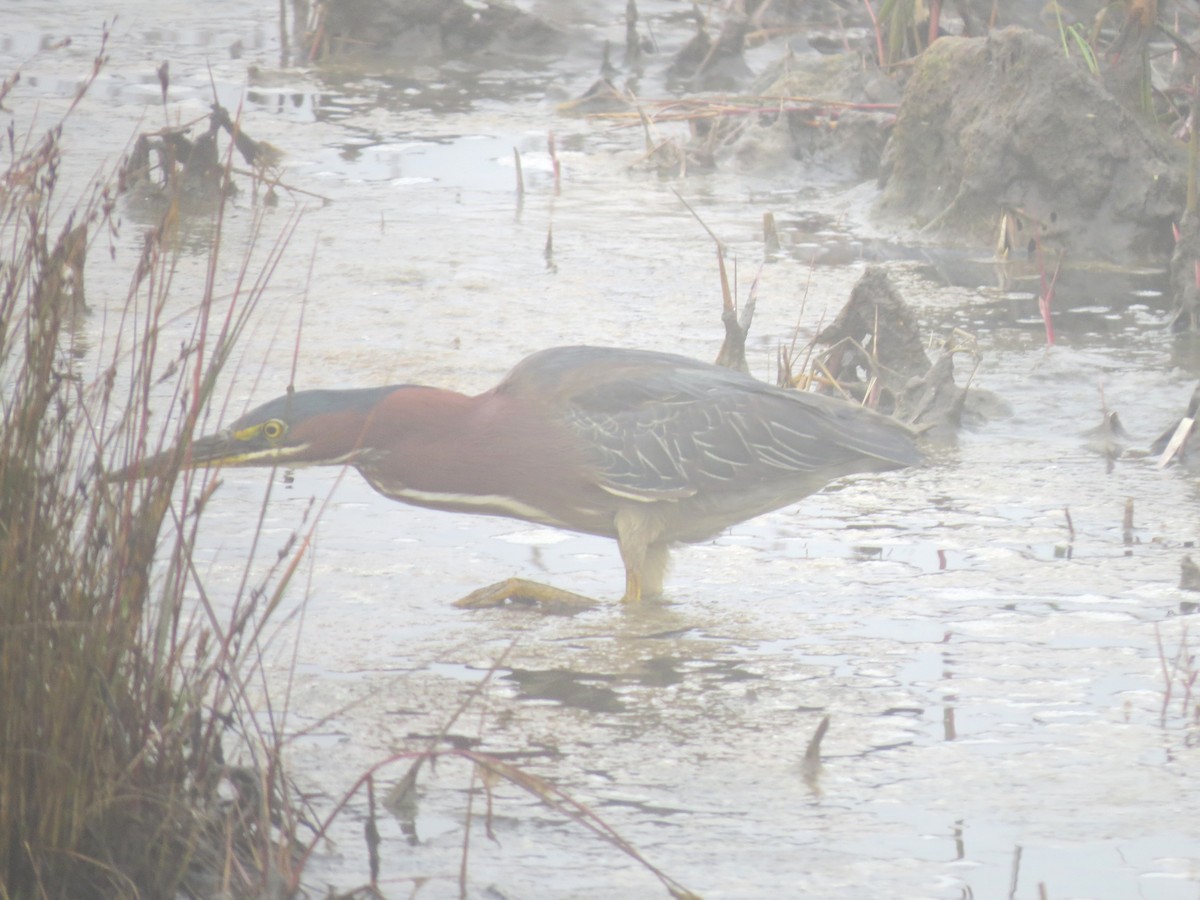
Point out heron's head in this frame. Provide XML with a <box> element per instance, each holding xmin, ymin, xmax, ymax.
<box><xmin>116</xmin><ymin>386</ymin><xmax>403</xmax><ymax>479</ymax></box>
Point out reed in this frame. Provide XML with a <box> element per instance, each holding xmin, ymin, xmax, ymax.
<box><xmin>0</xmin><ymin>49</ymin><xmax>302</xmax><ymax>898</ymax></box>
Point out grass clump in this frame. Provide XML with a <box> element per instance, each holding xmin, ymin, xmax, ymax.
<box><xmin>0</xmin><ymin>46</ymin><xmax>302</xmax><ymax>899</ymax></box>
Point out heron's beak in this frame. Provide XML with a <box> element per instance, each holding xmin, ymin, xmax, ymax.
<box><xmin>106</xmin><ymin>429</ymin><xmax>243</xmax><ymax>483</ymax></box>
<box><xmin>186</xmin><ymin>430</ymin><xmax>258</xmax><ymax>466</ymax></box>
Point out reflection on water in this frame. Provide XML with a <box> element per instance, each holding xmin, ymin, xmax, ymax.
<box><xmin>5</xmin><ymin>2</ymin><xmax>1200</xmax><ymax>897</ymax></box>
<box><xmin>503</xmin><ymin>668</ymin><xmax>625</xmax><ymax>713</ymax></box>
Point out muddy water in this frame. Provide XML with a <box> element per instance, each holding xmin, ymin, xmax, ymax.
<box><xmin>7</xmin><ymin>4</ymin><xmax>1200</xmax><ymax>898</ymax></box>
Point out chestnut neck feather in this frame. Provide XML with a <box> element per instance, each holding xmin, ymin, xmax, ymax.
<box><xmin>341</xmin><ymin>385</ymin><xmax>596</xmax><ymax>527</ymax></box>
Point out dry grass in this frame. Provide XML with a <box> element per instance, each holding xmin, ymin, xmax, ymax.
<box><xmin>1156</xmin><ymin>621</ymin><xmax>1200</xmax><ymax>733</ymax></box>
<box><xmin>0</xmin><ymin>45</ymin><xmax>305</xmax><ymax>898</ymax></box>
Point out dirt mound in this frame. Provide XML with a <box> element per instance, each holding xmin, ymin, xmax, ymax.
<box><xmin>875</xmin><ymin>27</ymin><xmax>1184</xmax><ymax>262</ymax></box>
<box><xmin>312</xmin><ymin>0</ymin><xmax>565</xmax><ymax>63</ymax></box>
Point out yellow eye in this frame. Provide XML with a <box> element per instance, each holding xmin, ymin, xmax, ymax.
<box><xmin>261</xmin><ymin>419</ymin><xmax>287</xmax><ymax>441</ymax></box>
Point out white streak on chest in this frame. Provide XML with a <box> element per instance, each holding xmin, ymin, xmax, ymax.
<box><xmin>361</xmin><ymin>467</ymin><xmax>571</xmax><ymax>528</ymax></box>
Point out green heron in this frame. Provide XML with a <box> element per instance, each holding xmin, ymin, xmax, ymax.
<box><xmin>145</xmin><ymin>346</ymin><xmax>920</xmax><ymax>607</ymax></box>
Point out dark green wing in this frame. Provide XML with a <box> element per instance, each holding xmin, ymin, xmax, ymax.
<box><xmin>511</xmin><ymin>347</ymin><xmax>919</xmax><ymax>502</ymax></box>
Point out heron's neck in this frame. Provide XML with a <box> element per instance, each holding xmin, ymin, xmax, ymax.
<box><xmin>356</xmin><ymin>385</ymin><xmax>503</xmax><ymax>479</ymax></box>
<box><xmin>352</xmin><ymin>385</ymin><xmax>580</xmax><ymax>526</ymax></box>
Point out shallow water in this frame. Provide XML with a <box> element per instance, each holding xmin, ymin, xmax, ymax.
<box><xmin>6</xmin><ymin>4</ymin><xmax>1200</xmax><ymax>898</ymax></box>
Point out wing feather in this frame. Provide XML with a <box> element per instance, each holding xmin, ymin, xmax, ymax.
<box><xmin>538</xmin><ymin>350</ymin><xmax>918</xmax><ymax>502</ymax></box>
